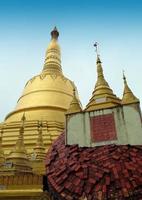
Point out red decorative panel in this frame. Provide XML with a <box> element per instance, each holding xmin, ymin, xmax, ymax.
<box><xmin>90</xmin><ymin>113</ymin><xmax>117</xmax><ymax>142</ymax></box>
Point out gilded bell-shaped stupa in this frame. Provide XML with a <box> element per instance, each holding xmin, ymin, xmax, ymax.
<box><xmin>0</xmin><ymin>27</ymin><xmax>78</xmax><ymax>166</ymax></box>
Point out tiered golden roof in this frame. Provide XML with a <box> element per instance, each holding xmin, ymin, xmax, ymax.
<box><xmin>86</xmin><ymin>55</ymin><xmax>121</xmax><ymax>111</ymax></box>
<box><xmin>33</xmin><ymin>122</ymin><xmax>46</xmax><ymax>161</ymax></box>
<box><xmin>122</xmin><ymin>73</ymin><xmax>139</xmax><ymax>105</ymax></box>
<box><xmin>67</xmin><ymin>89</ymin><xmax>82</xmax><ymax>114</ymax></box>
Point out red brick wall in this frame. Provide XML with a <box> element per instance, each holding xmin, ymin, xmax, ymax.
<box><xmin>90</xmin><ymin>113</ymin><xmax>117</xmax><ymax>142</ymax></box>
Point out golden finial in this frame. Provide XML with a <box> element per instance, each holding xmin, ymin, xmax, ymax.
<box><xmin>94</xmin><ymin>42</ymin><xmax>104</xmax><ymax>77</ymax></box>
<box><xmin>123</xmin><ymin>70</ymin><xmax>127</xmax><ymax>83</ymax></box>
<box><xmin>122</xmin><ymin>71</ymin><xmax>139</xmax><ymax>105</ymax></box>
<box><xmin>94</xmin><ymin>43</ymin><xmax>111</xmax><ymax>88</ymax></box>
<box><xmin>94</xmin><ymin>42</ymin><xmax>101</xmax><ymax>64</ymax></box>
<box><xmin>94</xmin><ymin>42</ymin><xmax>99</xmax><ymax>56</ymax></box>
<box><xmin>66</xmin><ymin>88</ymin><xmax>82</xmax><ymax>114</ymax></box>
<box><xmin>51</xmin><ymin>26</ymin><xmax>59</xmax><ymax>40</ymax></box>
<box><xmin>43</xmin><ymin>27</ymin><xmax>62</xmax><ymax>73</ymax></box>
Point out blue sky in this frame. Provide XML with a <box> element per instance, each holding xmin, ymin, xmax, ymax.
<box><xmin>0</xmin><ymin>0</ymin><xmax>142</xmax><ymax>121</ymax></box>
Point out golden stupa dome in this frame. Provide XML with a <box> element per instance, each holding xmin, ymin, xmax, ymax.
<box><xmin>5</xmin><ymin>27</ymin><xmax>76</xmax><ymax>123</ymax></box>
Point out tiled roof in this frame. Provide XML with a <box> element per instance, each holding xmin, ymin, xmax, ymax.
<box><xmin>46</xmin><ymin>133</ymin><xmax>142</xmax><ymax>200</ymax></box>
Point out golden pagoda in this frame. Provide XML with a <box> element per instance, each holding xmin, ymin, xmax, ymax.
<box><xmin>0</xmin><ymin>27</ymin><xmax>79</xmax><ymax>200</ymax></box>
<box><xmin>0</xmin><ymin>27</ymin><xmax>78</xmax><ymax>162</ymax></box>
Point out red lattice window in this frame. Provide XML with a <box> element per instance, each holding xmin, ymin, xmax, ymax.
<box><xmin>90</xmin><ymin>113</ymin><xmax>117</xmax><ymax>142</ymax></box>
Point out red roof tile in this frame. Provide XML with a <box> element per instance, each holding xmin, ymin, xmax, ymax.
<box><xmin>46</xmin><ymin>133</ymin><xmax>142</xmax><ymax>200</ymax></box>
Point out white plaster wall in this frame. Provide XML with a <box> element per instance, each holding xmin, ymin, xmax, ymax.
<box><xmin>123</xmin><ymin>105</ymin><xmax>142</xmax><ymax>145</ymax></box>
<box><xmin>66</xmin><ymin>113</ymin><xmax>85</xmax><ymax>146</ymax></box>
<box><xmin>66</xmin><ymin>104</ymin><xmax>142</xmax><ymax>147</ymax></box>
<box><xmin>113</xmin><ymin>107</ymin><xmax>128</xmax><ymax>145</ymax></box>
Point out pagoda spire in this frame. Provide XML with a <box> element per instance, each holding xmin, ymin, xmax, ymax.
<box><xmin>67</xmin><ymin>89</ymin><xmax>82</xmax><ymax>114</ymax></box>
<box><xmin>95</xmin><ymin>55</ymin><xmax>110</xmax><ymax>88</ymax></box>
<box><xmin>43</xmin><ymin>27</ymin><xmax>62</xmax><ymax>74</ymax></box>
<box><xmin>6</xmin><ymin>114</ymin><xmax>32</xmax><ymax>173</ymax></box>
<box><xmin>15</xmin><ymin>122</ymin><xmax>25</xmax><ymax>152</ymax></box>
<box><xmin>122</xmin><ymin>72</ymin><xmax>139</xmax><ymax>105</ymax></box>
<box><xmin>14</xmin><ymin>113</ymin><xmax>25</xmax><ymax>151</ymax></box>
<box><xmin>85</xmin><ymin>43</ymin><xmax>120</xmax><ymax>111</ymax></box>
<box><xmin>33</xmin><ymin>121</ymin><xmax>46</xmax><ymax>161</ymax></box>
<box><xmin>0</xmin><ymin>129</ymin><xmax>5</xmax><ymax>164</ymax></box>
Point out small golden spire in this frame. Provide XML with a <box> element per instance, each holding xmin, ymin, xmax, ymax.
<box><xmin>43</xmin><ymin>27</ymin><xmax>62</xmax><ymax>74</ymax></box>
<box><xmin>66</xmin><ymin>89</ymin><xmax>82</xmax><ymax>114</ymax></box>
<box><xmin>15</xmin><ymin>124</ymin><xmax>25</xmax><ymax>151</ymax></box>
<box><xmin>33</xmin><ymin>122</ymin><xmax>46</xmax><ymax>161</ymax></box>
<box><xmin>0</xmin><ymin>129</ymin><xmax>5</xmax><ymax>164</ymax></box>
<box><xmin>16</xmin><ymin>114</ymin><xmax>25</xmax><ymax>150</ymax></box>
<box><xmin>122</xmin><ymin>72</ymin><xmax>139</xmax><ymax>105</ymax></box>
<box><xmin>85</xmin><ymin>43</ymin><xmax>120</xmax><ymax>111</ymax></box>
<box><xmin>95</xmin><ymin>55</ymin><xmax>110</xmax><ymax>87</ymax></box>
<box><xmin>6</xmin><ymin>115</ymin><xmax>32</xmax><ymax>173</ymax></box>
